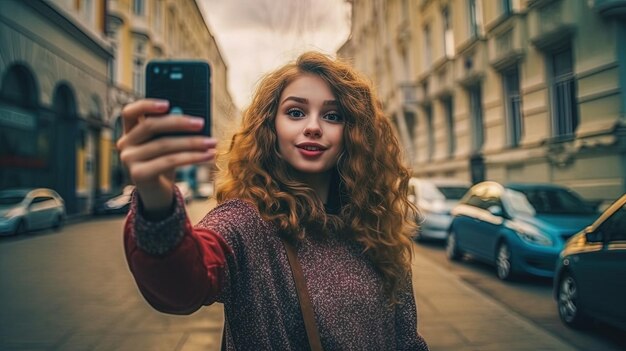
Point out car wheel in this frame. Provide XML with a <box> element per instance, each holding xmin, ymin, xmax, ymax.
<box><xmin>558</xmin><ymin>272</ymin><xmax>588</xmax><ymax>329</ymax></box>
<box><xmin>496</xmin><ymin>242</ymin><xmax>514</xmax><ymax>281</ymax></box>
<box><xmin>446</xmin><ymin>231</ymin><xmax>461</xmax><ymax>261</ymax></box>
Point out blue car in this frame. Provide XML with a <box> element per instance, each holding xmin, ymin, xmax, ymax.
<box><xmin>446</xmin><ymin>181</ymin><xmax>599</xmax><ymax>280</ymax></box>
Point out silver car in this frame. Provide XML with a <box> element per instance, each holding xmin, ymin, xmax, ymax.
<box><xmin>0</xmin><ymin>188</ymin><xmax>66</xmax><ymax>236</ymax></box>
<box><xmin>409</xmin><ymin>177</ymin><xmax>471</xmax><ymax>241</ymax></box>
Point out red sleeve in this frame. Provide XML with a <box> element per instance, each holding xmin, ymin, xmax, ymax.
<box><xmin>123</xmin><ymin>209</ymin><xmax>233</xmax><ymax>315</ymax></box>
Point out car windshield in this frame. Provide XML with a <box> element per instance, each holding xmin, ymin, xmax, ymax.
<box><xmin>419</xmin><ymin>182</ymin><xmax>445</xmax><ymax>201</ymax></box>
<box><xmin>504</xmin><ymin>189</ymin><xmax>536</xmax><ymax>216</ymax></box>
<box><xmin>437</xmin><ymin>186</ymin><xmax>469</xmax><ymax>200</ymax></box>
<box><xmin>0</xmin><ymin>195</ymin><xmax>25</xmax><ymax>205</ymax></box>
<box><xmin>517</xmin><ymin>188</ymin><xmax>594</xmax><ymax>215</ymax></box>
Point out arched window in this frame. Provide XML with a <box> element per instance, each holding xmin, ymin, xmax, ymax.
<box><xmin>0</xmin><ymin>64</ymin><xmax>40</xmax><ymax>167</ymax></box>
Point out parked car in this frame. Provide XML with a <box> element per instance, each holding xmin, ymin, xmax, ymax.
<box><xmin>554</xmin><ymin>193</ymin><xmax>626</xmax><ymax>331</ymax></box>
<box><xmin>408</xmin><ymin>177</ymin><xmax>470</xmax><ymax>241</ymax></box>
<box><xmin>0</xmin><ymin>188</ymin><xmax>65</xmax><ymax>236</ymax></box>
<box><xmin>93</xmin><ymin>185</ymin><xmax>135</xmax><ymax>215</ymax></box>
<box><xmin>176</xmin><ymin>181</ymin><xmax>193</xmax><ymax>204</ymax></box>
<box><xmin>447</xmin><ymin>181</ymin><xmax>598</xmax><ymax>280</ymax></box>
<box><xmin>196</xmin><ymin>182</ymin><xmax>214</xmax><ymax>199</ymax></box>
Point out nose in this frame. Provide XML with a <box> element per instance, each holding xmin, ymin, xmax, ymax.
<box><xmin>303</xmin><ymin>116</ymin><xmax>322</xmax><ymax>138</ymax></box>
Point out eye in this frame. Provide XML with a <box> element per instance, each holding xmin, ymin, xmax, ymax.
<box><xmin>287</xmin><ymin>108</ymin><xmax>305</xmax><ymax>118</ymax></box>
<box><xmin>323</xmin><ymin>112</ymin><xmax>344</xmax><ymax>123</ymax></box>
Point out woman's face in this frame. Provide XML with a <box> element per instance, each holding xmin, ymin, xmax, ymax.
<box><xmin>275</xmin><ymin>73</ymin><xmax>345</xmax><ymax>176</ymax></box>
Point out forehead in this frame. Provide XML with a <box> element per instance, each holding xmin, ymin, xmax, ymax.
<box><xmin>280</xmin><ymin>74</ymin><xmax>336</xmax><ymax>102</ymax></box>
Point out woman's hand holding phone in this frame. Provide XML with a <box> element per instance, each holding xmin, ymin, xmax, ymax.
<box><xmin>116</xmin><ymin>99</ymin><xmax>217</xmax><ymax>218</ymax></box>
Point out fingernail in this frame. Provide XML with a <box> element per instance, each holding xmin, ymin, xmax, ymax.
<box><xmin>203</xmin><ymin>138</ymin><xmax>215</xmax><ymax>146</ymax></box>
<box><xmin>153</xmin><ymin>100</ymin><xmax>169</xmax><ymax>109</ymax></box>
<box><xmin>189</xmin><ymin>118</ymin><xmax>205</xmax><ymax>127</ymax></box>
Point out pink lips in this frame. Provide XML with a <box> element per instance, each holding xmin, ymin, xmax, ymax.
<box><xmin>296</xmin><ymin>142</ymin><xmax>327</xmax><ymax>158</ymax></box>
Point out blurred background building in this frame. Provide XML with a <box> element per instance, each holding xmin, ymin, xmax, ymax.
<box><xmin>0</xmin><ymin>0</ymin><xmax>238</xmax><ymax>215</ymax></box>
<box><xmin>339</xmin><ymin>0</ymin><xmax>626</xmax><ymax>205</ymax></box>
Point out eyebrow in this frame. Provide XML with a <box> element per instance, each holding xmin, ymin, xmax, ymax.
<box><xmin>281</xmin><ymin>96</ymin><xmax>338</xmax><ymax>106</ymax></box>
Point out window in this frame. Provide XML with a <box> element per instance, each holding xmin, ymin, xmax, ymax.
<box><xmin>425</xmin><ymin>105</ymin><xmax>434</xmax><ymax>160</ymax></box>
<box><xmin>502</xmin><ymin>0</ymin><xmax>512</xmax><ymax>16</ymax></box>
<box><xmin>503</xmin><ymin>67</ymin><xmax>522</xmax><ymax>147</ymax></box>
<box><xmin>133</xmin><ymin>58</ymin><xmax>144</xmax><ymax>95</ymax></box>
<box><xmin>154</xmin><ymin>0</ymin><xmax>162</xmax><ymax>33</ymax></box>
<box><xmin>81</xmin><ymin>0</ymin><xmax>94</xmax><ymax>24</ymax></box>
<box><xmin>442</xmin><ymin>7</ymin><xmax>454</xmax><ymax>58</ymax></box>
<box><xmin>33</xmin><ymin>196</ymin><xmax>53</xmax><ymax>203</ymax></box>
<box><xmin>106</xmin><ymin>27</ymin><xmax>118</xmax><ymax>84</ymax></box>
<box><xmin>405</xmin><ymin>110</ymin><xmax>416</xmax><ymax>141</ymax></box>
<box><xmin>443</xmin><ymin>97</ymin><xmax>455</xmax><ymax>157</ymax></box>
<box><xmin>423</xmin><ymin>25</ymin><xmax>432</xmax><ymax>69</ymax></box>
<box><xmin>133</xmin><ymin>0</ymin><xmax>144</xmax><ymax>16</ymax></box>
<box><xmin>520</xmin><ymin>188</ymin><xmax>594</xmax><ymax>215</ymax></box>
<box><xmin>468</xmin><ymin>84</ymin><xmax>484</xmax><ymax>152</ymax></box>
<box><xmin>469</xmin><ymin>0</ymin><xmax>481</xmax><ymax>38</ymax></box>
<box><xmin>551</xmin><ymin>47</ymin><xmax>578</xmax><ymax>138</ymax></box>
<box><xmin>402</xmin><ymin>0</ymin><xmax>409</xmax><ymax>21</ymax></box>
<box><xmin>599</xmin><ymin>205</ymin><xmax>626</xmax><ymax>242</ymax></box>
<box><xmin>132</xmin><ymin>41</ymin><xmax>146</xmax><ymax>95</ymax></box>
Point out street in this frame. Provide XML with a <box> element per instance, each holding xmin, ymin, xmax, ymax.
<box><xmin>414</xmin><ymin>240</ymin><xmax>626</xmax><ymax>351</ymax></box>
<box><xmin>0</xmin><ymin>199</ymin><xmax>623</xmax><ymax>350</ymax></box>
<box><xmin>0</xmin><ymin>200</ymin><xmax>224</xmax><ymax>351</ymax></box>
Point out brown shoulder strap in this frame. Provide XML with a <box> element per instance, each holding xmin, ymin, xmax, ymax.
<box><xmin>282</xmin><ymin>239</ymin><xmax>324</xmax><ymax>351</ymax></box>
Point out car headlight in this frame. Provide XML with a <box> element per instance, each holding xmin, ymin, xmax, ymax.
<box><xmin>506</xmin><ymin>222</ymin><xmax>553</xmax><ymax>247</ymax></box>
<box><xmin>516</xmin><ymin>231</ymin><xmax>553</xmax><ymax>246</ymax></box>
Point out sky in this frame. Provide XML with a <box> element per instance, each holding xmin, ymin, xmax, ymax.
<box><xmin>198</xmin><ymin>0</ymin><xmax>352</xmax><ymax>110</ymax></box>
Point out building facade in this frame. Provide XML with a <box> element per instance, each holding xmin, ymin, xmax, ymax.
<box><xmin>0</xmin><ymin>0</ymin><xmax>111</xmax><ymax>214</ymax></box>
<box><xmin>339</xmin><ymin>0</ymin><xmax>626</xmax><ymax>204</ymax></box>
<box><xmin>106</xmin><ymin>0</ymin><xmax>238</xmax><ymax>194</ymax></box>
<box><xmin>0</xmin><ymin>0</ymin><xmax>237</xmax><ymax>215</ymax></box>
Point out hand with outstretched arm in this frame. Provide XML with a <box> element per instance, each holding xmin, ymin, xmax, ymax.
<box><xmin>116</xmin><ymin>98</ymin><xmax>217</xmax><ymax>218</ymax></box>
<box><xmin>119</xmin><ymin>99</ymin><xmax>231</xmax><ymax>315</ymax></box>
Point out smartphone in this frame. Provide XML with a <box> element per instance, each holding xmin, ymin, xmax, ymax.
<box><xmin>145</xmin><ymin>60</ymin><xmax>211</xmax><ymax>136</ymax></box>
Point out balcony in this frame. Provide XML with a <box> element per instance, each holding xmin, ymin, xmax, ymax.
<box><xmin>455</xmin><ymin>40</ymin><xmax>487</xmax><ymax>87</ymax></box>
<box><xmin>591</xmin><ymin>0</ymin><xmax>626</xmax><ymax>17</ymax></box>
<box><xmin>432</xmin><ymin>60</ymin><xmax>455</xmax><ymax>98</ymax></box>
<box><xmin>528</xmin><ymin>0</ymin><xmax>577</xmax><ymax>50</ymax></box>
<box><xmin>488</xmin><ymin>16</ymin><xmax>525</xmax><ymax>71</ymax></box>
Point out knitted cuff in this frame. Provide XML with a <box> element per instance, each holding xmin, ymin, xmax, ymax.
<box><xmin>131</xmin><ymin>186</ymin><xmax>188</xmax><ymax>255</ymax></box>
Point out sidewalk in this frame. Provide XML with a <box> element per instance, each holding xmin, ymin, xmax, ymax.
<box><xmin>411</xmin><ymin>247</ymin><xmax>576</xmax><ymax>351</ymax></box>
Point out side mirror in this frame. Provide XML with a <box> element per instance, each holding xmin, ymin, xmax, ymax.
<box><xmin>487</xmin><ymin>205</ymin><xmax>504</xmax><ymax>217</ymax></box>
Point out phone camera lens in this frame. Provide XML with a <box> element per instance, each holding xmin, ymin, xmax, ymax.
<box><xmin>153</xmin><ymin>66</ymin><xmax>160</xmax><ymax>74</ymax></box>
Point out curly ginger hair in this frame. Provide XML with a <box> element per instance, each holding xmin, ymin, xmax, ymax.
<box><xmin>216</xmin><ymin>51</ymin><xmax>417</xmax><ymax>303</ymax></box>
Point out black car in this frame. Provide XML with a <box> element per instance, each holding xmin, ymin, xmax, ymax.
<box><xmin>554</xmin><ymin>193</ymin><xmax>626</xmax><ymax>330</ymax></box>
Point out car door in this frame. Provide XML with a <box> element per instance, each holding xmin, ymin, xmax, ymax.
<box><xmin>582</xmin><ymin>204</ymin><xmax>626</xmax><ymax>323</ymax></box>
<box><xmin>453</xmin><ymin>194</ymin><xmax>485</xmax><ymax>255</ymax></box>
<box><xmin>460</xmin><ymin>183</ymin><xmax>505</xmax><ymax>260</ymax></box>
<box><xmin>28</xmin><ymin>196</ymin><xmax>53</xmax><ymax>230</ymax></box>
<box><xmin>473</xmin><ymin>195</ymin><xmax>505</xmax><ymax>260</ymax></box>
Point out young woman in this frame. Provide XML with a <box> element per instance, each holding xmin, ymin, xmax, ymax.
<box><xmin>118</xmin><ymin>52</ymin><xmax>429</xmax><ymax>350</ymax></box>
